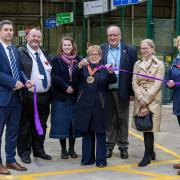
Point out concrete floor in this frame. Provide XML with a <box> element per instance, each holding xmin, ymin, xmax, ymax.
<box><xmin>0</xmin><ymin>102</ymin><xmax>180</xmax><ymax>180</ymax></box>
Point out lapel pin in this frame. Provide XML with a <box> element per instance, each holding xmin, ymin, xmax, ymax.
<box><xmin>44</xmin><ymin>60</ymin><xmax>49</xmax><ymax>65</ymax></box>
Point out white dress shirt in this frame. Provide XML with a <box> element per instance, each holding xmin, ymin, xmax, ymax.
<box><xmin>27</xmin><ymin>44</ymin><xmax>52</xmax><ymax>92</ymax></box>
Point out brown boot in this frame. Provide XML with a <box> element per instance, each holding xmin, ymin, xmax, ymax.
<box><xmin>0</xmin><ymin>164</ymin><xmax>11</xmax><ymax>175</ymax></box>
<box><xmin>177</xmin><ymin>170</ymin><xmax>180</xmax><ymax>175</ymax></box>
<box><xmin>173</xmin><ymin>163</ymin><xmax>180</xmax><ymax>169</ymax></box>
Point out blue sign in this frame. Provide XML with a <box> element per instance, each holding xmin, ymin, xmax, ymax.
<box><xmin>44</xmin><ymin>17</ymin><xmax>57</xmax><ymax>28</ymax></box>
<box><xmin>113</xmin><ymin>0</ymin><xmax>141</xmax><ymax>6</ymax></box>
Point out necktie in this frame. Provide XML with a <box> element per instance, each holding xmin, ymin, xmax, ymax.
<box><xmin>7</xmin><ymin>46</ymin><xmax>20</xmax><ymax>81</ymax></box>
<box><xmin>35</xmin><ymin>52</ymin><xmax>48</xmax><ymax>89</ymax></box>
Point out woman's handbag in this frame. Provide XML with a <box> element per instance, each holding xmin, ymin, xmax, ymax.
<box><xmin>134</xmin><ymin>110</ymin><xmax>153</xmax><ymax>131</ymax></box>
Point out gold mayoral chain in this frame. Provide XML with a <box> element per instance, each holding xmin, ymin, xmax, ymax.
<box><xmin>87</xmin><ymin>65</ymin><xmax>97</xmax><ymax>83</ymax></box>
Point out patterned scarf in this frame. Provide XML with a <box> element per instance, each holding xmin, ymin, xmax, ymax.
<box><xmin>60</xmin><ymin>53</ymin><xmax>78</xmax><ymax>81</ymax></box>
<box><xmin>60</xmin><ymin>53</ymin><xmax>77</xmax><ymax>69</ymax></box>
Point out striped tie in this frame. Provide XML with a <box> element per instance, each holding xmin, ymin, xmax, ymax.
<box><xmin>7</xmin><ymin>46</ymin><xmax>20</xmax><ymax>81</ymax></box>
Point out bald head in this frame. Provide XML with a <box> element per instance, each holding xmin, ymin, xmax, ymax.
<box><xmin>107</xmin><ymin>25</ymin><xmax>122</xmax><ymax>48</ymax></box>
<box><xmin>26</xmin><ymin>28</ymin><xmax>42</xmax><ymax>51</ymax></box>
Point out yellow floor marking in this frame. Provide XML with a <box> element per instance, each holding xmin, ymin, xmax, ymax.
<box><xmin>109</xmin><ymin>166</ymin><xmax>180</xmax><ymax>179</ymax></box>
<box><xmin>114</xmin><ymin>159</ymin><xmax>180</xmax><ymax>169</ymax></box>
<box><xmin>1</xmin><ymin>161</ymin><xmax>180</xmax><ymax>180</ymax></box>
<box><xmin>146</xmin><ymin>178</ymin><xmax>180</xmax><ymax>180</ymax></box>
<box><xmin>0</xmin><ymin>167</ymin><xmax>102</xmax><ymax>180</ymax></box>
<box><xmin>1</xmin><ymin>130</ymin><xmax>179</xmax><ymax>180</ymax></box>
<box><xmin>129</xmin><ymin>130</ymin><xmax>180</xmax><ymax>159</ymax></box>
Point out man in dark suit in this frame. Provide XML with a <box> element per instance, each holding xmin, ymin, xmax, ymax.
<box><xmin>101</xmin><ymin>25</ymin><xmax>137</xmax><ymax>159</ymax></box>
<box><xmin>0</xmin><ymin>20</ymin><xmax>33</xmax><ymax>175</ymax></box>
<box><xmin>17</xmin><ymin>28</ymin><xmax>52</xmax><ymax>164</ymax></box>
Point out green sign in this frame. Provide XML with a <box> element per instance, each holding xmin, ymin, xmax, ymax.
<box><xmin>56</xmin><ymin>12</ymin><xmax>73</xmax><ymax>25</ymax></box>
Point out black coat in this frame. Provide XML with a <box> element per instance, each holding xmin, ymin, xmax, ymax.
<box><xmin>51</xmin><ymin>55</ymin><xmax>82</xmax><ymax>102</ymax></box>
<box><xmin>19</xmin><ymin>44</ymin><xmax>51</xmax><ymax>80</ymax></box>
<box><xmin>167</xmin><ymin>57</ymin><xmax>180</xmax><ymax>115</ymax></box>
<box><xmin>73</xmin><ymin>64</ymin><xmax>117</xmax><ymax>133</ymax></box>
<box><xmin>18</xmin><ymin>44</ymin><xmax>51</xmax><ymax>97</ymax></box>
<box><xmin>101</xmin><ymin>43</ymin><xmax>137</xmax><ymax>102</ymax></box>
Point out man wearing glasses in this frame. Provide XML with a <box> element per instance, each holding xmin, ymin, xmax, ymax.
<box><xmin>101</xmin><ymin>25</ymin><xmax>137</xmax><ymax>159</ymax></box>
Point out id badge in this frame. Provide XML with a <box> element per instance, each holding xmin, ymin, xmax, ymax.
<box><xmin>38</xmin><ymin>74</ymin><xmax>44</xmax><ymax>80</ymax></box>
<box><xmin>115</xmin><ymin>70</ymin><xmax>119</xmax><ymax>75</ymax></box>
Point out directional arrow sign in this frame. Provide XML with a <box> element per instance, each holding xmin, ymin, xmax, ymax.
<box><xmin>113</xmin><ymin>0</ymin><xmax>144</xmax><ymax>6</ymax></box>
<box><xmin>56</xmin><ymin>12</ymin><xmax>73</xmax><ymax>25</ymax></box>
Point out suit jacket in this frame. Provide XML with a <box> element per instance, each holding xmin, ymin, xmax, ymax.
<box><xmin>101</xmin><ymin>42</ymin><xmax>137</xmax><ymax>102</ymax></box>
<box><xmin>0</xmin><ymin>43</ymin><xmax>28</xmax><ymax>107</ymax></box>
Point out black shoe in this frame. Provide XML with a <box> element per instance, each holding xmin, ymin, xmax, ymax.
<box><xmin>96</xmin><ymin>164</ymin><xmax>107</xmax><ymax>168</ymax></box>
<box><xmin>81</xmin><ymin>162</ymin><xmax>94</xmax><ymax>166</ymax></box>
<box><xmin>34</xmin><ymin>153</ymin><xmax>52</xmax><ymax>160</ymax></box>
<box><xmin>151</xmin><ymin>151</ymin><xmax>156</xmax><ymax>160</ymax></box>
<box><xmin>68</xmin><ymin>150</ymin><xmax>78</xmax><ymax>158</ymax></box>
<box><xmin>61</xmin><ymin>150</ymin><xmax>68</xmax><ymax>159</ymax></box>
<box><xmin>20</xmin><ymin>157</ymin><xmax>31</xmax><ymax>164</ymax></box>
<box><xmin>80</xmin><ymin>162</ymin><xmax>88</xmax><ymax>166</ymax></box>
<box><xmin>120</xmin><ymin>150</ymin><xmax>128</xmax><ymax>159</ymax></box>
<box><xmin>138</xmin><ymin>157</ymin><xmax>151</xmax><ymax>167</ymax></box>
<box><xmin>106</xmin><ymin>149</ymin><xmax>112</xmax><ymax>158</ymax></box>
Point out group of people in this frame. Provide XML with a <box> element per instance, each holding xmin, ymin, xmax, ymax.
<box><xmin>0</xmin><ymin>19</ymin><xmax>179</xmax><ymax>176</ymax></box>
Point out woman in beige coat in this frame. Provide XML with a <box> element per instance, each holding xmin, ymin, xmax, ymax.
<box><xmin>132</xmin><ymin>39</ymin><xmax>165</xmax><ymax>167</ymax></box>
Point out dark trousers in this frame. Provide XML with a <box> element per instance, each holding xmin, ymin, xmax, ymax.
<box><xmin>176</xmin><ymin>116</ymin><xmax>180</xmax><ymax>126</ymax></box>
<box><xmin>17</xmin><ymin>92</ymin><xmax>50</xmax><ymax>158</ymax></box>
<box><xmin>0</xmin><ymin>93</ymin><xmax>21</xmax><ymax>163</ymax></box>
<box><xmin>106</xmin><ymin>91</ymin><xmax>129</xmax><ymax>150</ymax></box>
<box><xmin>81</xmin><ymin>132</ymin><xmax>107</xmax><ymax>166</ymax></box>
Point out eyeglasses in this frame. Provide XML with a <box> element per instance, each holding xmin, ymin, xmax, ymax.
<box><xmin>89</xmin><ymin>53</ymin><xmax>99</xmax><ymax>57</ymax></box>
<box><xmin>140</xmin><ymin>47</ymin><xmax>152</xmax><ymax>50</ymax></box>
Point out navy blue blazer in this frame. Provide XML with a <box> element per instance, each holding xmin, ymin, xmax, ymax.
<box><xmin>101</xmin><ymin>42</ymin><xmax>137</xmax><ymax>102</ymax></box>
<box><xmin>0</xmin><ymin>43</ymin><xmax>28</xmax><ymax>107</ymax></box>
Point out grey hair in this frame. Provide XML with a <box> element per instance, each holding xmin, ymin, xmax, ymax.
<box><xmin>107</xmin><ymin>25</ymin><xmax>122</xmax><ymax>35</ymax></box>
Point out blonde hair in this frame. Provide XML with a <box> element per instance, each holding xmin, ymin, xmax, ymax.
<box><xmin>140</xmin><ymin>39</ymin><xmax>156</xmax><ymax>54</ymax></box>
<box><xmin>140</xmin><ymin>39</ymin><xmax>155</xmax><ymax>49</ymax></box>
<box><xmin>176</xmin><ymin>36</ymin><xmax>180</xmax><ymax>47</ymax></box>
<box><xmin>86</xmin><ymin>45</ymin><xmax>102</xmax><ymax>57</ymax></box>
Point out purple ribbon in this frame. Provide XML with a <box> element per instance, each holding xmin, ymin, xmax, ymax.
<box><xmin>97</xmin><ymin>65</ymin><xmax>180</xmax><ymax>85</ymax></box>
<box><xmin>34</xmin><ymin>85</ymin><xmax>44</xmax><ymax>135</ymax></box>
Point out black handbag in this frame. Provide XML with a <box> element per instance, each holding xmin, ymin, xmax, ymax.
<box><xmin>134</xmin><ymin>111</ymin><xmax>153</xmax><ymax>131</ymax></box>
